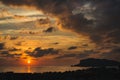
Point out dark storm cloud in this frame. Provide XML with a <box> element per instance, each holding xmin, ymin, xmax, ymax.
<box><xmin>88</xmin><ymin>0</ymin><xmax>120</xmax><ymax>44</ymax></box>
<box><xmin>1</xmin><ymin>0</ymin><xmax>120</xmax><ymax>44</ymax></box>
<box><xmin>25</xmin><ymin>47</ymin><xmax>59</xmax><ymax>57</ymax></box>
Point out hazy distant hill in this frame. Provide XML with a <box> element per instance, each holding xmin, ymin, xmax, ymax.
<box><xmin>74</xmin><ymin>58</ymin><xmax>120</xmax><ymax>67</ymax></box>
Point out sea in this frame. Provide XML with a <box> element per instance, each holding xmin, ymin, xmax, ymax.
<box><xmin>0</xmin><ymin>66</ymin><xmax>88</xmax><ymax>73</ymax></box>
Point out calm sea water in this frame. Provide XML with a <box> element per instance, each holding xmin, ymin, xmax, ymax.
<box><xmin>0</xmin><ymin>66</ymin><xmax>88</xmax><ymax>73</ymax></box>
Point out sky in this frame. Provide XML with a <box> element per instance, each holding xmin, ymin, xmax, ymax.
<box><xmin>0</xmin><ymin>0</ymin><xmax>120</xmax><ymax>66</ymax></box>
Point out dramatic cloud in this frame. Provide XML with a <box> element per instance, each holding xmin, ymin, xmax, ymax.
<box><xmin>1</xmin><ymin>0</ymin><xmax>120</xmax><ymax>61</ymax></box>
<box><xmin>25</xmin><ymin>47</ymin><xmax>59</xmax><ymax>58</ymax></box>
<box><xmin>1</xmin><ymin>0</ymin><xmax>120</xmax><ymax>44</ymax></box>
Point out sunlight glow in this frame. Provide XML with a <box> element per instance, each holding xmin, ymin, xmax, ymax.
<box><xmin>27</xmin><ymin>60</ymin><xmax>31</xmax><ymax>64</ymax></box>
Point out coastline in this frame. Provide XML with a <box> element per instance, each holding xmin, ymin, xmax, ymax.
<box><xmin>0</xmin><ymin>67</ymin><xmax>120</xmax><ymax>80</ymax></box>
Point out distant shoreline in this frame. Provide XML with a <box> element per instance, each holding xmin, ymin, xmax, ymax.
<box><xmin>0</xmin><ymin>66</ymin><xmax>87</xmax><ymax>73</ymax></box>
<box><xmin>0</xmin><ymin>67</ymin><xmax>120</xmax><ymax>80</ymax></box>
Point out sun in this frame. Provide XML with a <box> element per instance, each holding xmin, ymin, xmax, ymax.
<box><xmin>27</xmin><ymin>60</ymin><xmax>31</xmax><ymax>64</ymax></box>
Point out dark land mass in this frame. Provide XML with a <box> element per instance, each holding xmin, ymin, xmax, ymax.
<box><xmin>0</xmin><ymin>67</ymin><xmax>120</xmax><ymax>80</ymax></box>
<box><xmin>74</xmin><ymin>58</ymin><xmax>120</xmax><ymax>67</ymax></box>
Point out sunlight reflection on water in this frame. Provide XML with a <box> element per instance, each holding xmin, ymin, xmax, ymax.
<box><xmin>27</xmin><ymin>66</ymin><xmax>31</xmax><ymax>73</ymax></box>
<box><xmin>0</xmin><ymin>66</ymin><xmax>88</xmax><ymax>73</ymax></box>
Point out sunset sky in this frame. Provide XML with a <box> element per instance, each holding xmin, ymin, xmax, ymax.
<box><xmin>0</xmin><ymin>0</ymin><xmax>120</xmax><ymax>66</ymax></box>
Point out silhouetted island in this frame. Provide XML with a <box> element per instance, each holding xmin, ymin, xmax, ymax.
<box><xmin>74</xmin><ymin>58</ymin><xmax>120</xmax><ymax>67</ymax></box>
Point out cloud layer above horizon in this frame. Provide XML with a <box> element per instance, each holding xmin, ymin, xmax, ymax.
<box><xmin>0</xmin><ymin>0</ymin><xmax>120</xmax><ymax>66</ymax></box>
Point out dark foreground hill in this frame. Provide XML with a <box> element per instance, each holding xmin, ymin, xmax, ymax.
<box><xmin>74</xmin><ymin>58</ymin><xmax>120</xmax><ymax>67</ymax></box>
<box><xmin>0</xmin><ymin>67</ymin><xmax>120</xmax><ymax>80</ymax></box>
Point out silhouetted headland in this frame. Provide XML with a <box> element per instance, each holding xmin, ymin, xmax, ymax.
<box><xmin>73</xmin><ymin>58</ymin><xmax>120</xmax><ymax>68</ymax></box>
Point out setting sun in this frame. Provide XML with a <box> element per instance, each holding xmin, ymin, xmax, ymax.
<box><xmin>27</xmin><ymin>60</ymin><xmax>31</xmax><ymax>64</ymax></box>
